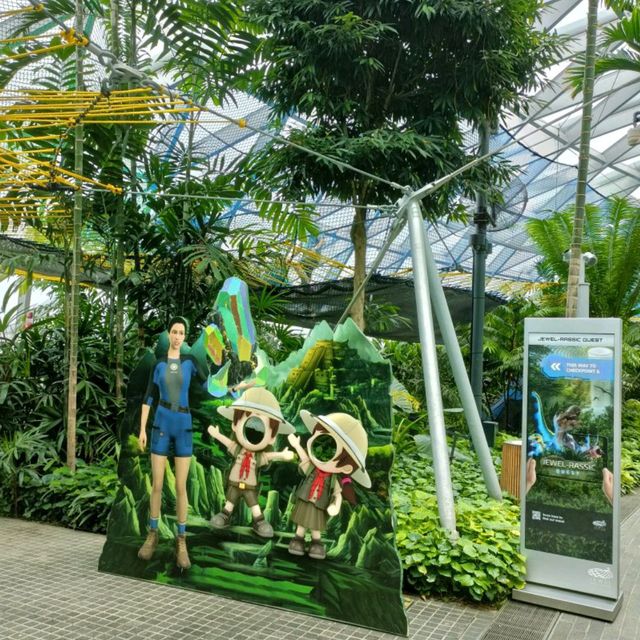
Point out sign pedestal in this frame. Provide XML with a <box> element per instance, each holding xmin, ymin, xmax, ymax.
<box><xmin>513</xmin><ymin>583</ymin><xmax>623</xmax><ymax>622</ymax></box>
<box><xmin>520</xmin><ymin>318</ymin><xmax>623</xmax><ymax>623</ymax></box>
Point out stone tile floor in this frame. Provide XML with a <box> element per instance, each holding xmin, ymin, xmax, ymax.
<box><xmin>1</xmin><ymin>490</ymin><xmax>639</xmax><ymax>640</ymax></box>
<box><xmin>0</xmin><ymin>517</ymin><xmax>498</xmax><ymax>640</ymax></box>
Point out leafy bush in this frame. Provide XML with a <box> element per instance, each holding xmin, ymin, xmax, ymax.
<box><xmin>0</xmin><ymin>427</ymin><xmax>58</xmax><ymax>516</ymax></box>
<box><xmin>20</xmin><ymin>459</ymin><xmax>119</xmax><ymax>533</ymax></box>
<box><xmin>381</xmin><ymin>341</ymin><xmax>462</xmax><ymax>410</ymax></box>
<box><xmin>0</xmin><ymin>289</ymin><xmax>127</xmax><ymax>464</ymax></box>
<box><xmin>393</xmin><ymin>452</ymin><xmax>524</xmax><ymax>603</ymax></box>
<box><xmin>391</xmin><ymin>412</ymin><xmax>427</xmax><ymax>455</ymax></box>
<box><xmin>621</xmin><ymin>399</ymin><xmax>640</xmax><ymax>494</ymax></box>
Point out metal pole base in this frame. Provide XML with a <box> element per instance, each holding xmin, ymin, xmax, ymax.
<box><xmin>512</xmin><ymin>583</ymin><xmax>623</xmax><ymax>622</ymax></box>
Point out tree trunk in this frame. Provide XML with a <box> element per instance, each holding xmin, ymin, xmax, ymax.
<box><xmin>129</xmin><ymin>0</ymin><xmax>144</xmax><ymax>348</ymax></box>
<box><xmin>66</xmin><ymin>0</ymin><xmax>85</xmax><ymax>472</ymax></box>
<box><xmin>134</xmin><ymin>244</ymin><xmax>144</xmax><ymax>346</ymax></box>
<box><xmin>349</xmin><ymin>204</ymin><xmax>367</xmax><ymax>330</ymax></box>
<box><xmin>112</xmin><ymin>0</ymin><xmax>124</xmax><ymax>401</ymax></box>
<box><xmin>178</xmin><ymin>118</ymin><xmax>197</xmax><ymax>315</ymax></box>
<box><xmin>109</xmin><ymin>0</ymin><xmax>120</xmax><ymax>59</ymax></box>
<box><xmin>114</xmin><ymin>191</ymin><xmax>125</xmax><ymax>401</ymax></box>
<box><xmin>62</xmin><ymin>239</ymin><xmax>70</xmax><ymax>436</ymax></box>
<box><xmin>566</xmin><ymin>0</ymin><xmax>598</xmax><ymax>317</ymax></box>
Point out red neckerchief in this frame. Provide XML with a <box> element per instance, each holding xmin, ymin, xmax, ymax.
<box><xmin>308</xmin><ymin>469</ymin><xmax>330</xmax><ymax>500</ymax></box>
<box><xmin>239</xmin><ymin>451</ymin><xmax>253</xmax><ymax>480</ymax></box>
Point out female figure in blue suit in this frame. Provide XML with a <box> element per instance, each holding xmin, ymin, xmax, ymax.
<box><xmin>137</xmin><ymin>316</ymin><xmax>206</xmax><ymax>569</ymax></box>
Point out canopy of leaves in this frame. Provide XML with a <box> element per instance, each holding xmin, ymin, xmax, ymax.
<box><xmin>0</xmin><ymin>0</ymin><xmax>259</xmax><ymax>102</ymax></box>
<box><xmin>137</xmin><ymin>0</ymin><xmax>261</xmax><ymax>101</ymax></box>
<box><xmin>244</xmin><ymin>0</ymin><xmax>563</xmax><ymax>206</ymax></box>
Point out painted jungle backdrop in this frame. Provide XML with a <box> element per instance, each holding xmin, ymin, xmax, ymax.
<box><xmin>98</xmin><ymin>319</ymin><xmax>407</xmax><ymax>635</ymax></box>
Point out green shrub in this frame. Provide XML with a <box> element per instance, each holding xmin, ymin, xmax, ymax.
<box><xmin>0</xmin><ymin>427</ymin><xmax>58</xmax><ymax>517</ymax></box>
<box><xmin>0</xmin><ymin>291</ymin><xmax>127</xmax><ymax>465</ymax></box>
<box><xmin>393</xmin><ymin>452</ymin><xmax>524</xmax><ymax>603</ymax></box>
<box><xmin>621</xmin><ymin>399</ymin><xmax>640</xmax><ymax>494</ymax></box>
<box><xmin>21</xmin><ymin>459</ymin><xmax>119</xmax><ymax>533</ymax></box>
<box><xmin>380</xmin><ymin>340</ymin><xmax>462</xmax><ymax>410</ymax></box>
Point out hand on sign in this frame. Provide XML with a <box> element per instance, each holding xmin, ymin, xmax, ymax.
<box><xmin>525</xmin><ymin>457</ymin><xmax>537</xmax><ymax>494</ymax></box>
<box><xmin>602</xmin><ymin>468</ymin><xmax>614</xmax><ymax>506</ymax></box>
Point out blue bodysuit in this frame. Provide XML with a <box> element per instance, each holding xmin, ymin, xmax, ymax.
<box><xmin>144</xmin><ymin>354</ymin><xmax>206</xmax><ymax>457</ymax></box>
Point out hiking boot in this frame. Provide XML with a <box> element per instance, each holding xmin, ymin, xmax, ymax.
<box><xmin>308</xmin><ymin>540</ymin><xmax>326</xmax><ymax>560</ymax></box>
<box><xmin>210</xmin><ymin>510</ymin><xmax>230</xmax><ymax>530</ymax></box>
<box><xmin>137</xmin><ymin>529</ymin><xmax>159</xmax><ymax>561</ymax></box>
<box><xmin>176</xmin><ymin>534</ymin><xmax>191</xmax><ymax>570</ymax></box>
<box><xmin>288</xmin><ymin>536</ymin><xmax>306</xmax><ymax>556</ymax></box>
<box><xmin>252</xmin><ymin>517</ymin><xmax>274</xmax><ymax>539</ymax></box>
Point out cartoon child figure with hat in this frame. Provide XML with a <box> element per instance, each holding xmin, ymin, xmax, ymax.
<box><xmin>286</xmin><ymin>410</ymin><xmax>371</xmax><ymax>560</ymax></box>
<box><xmin>208</xmin><ymin>387</ymin><xmax>295</xmax><ymax>538</ymax></box>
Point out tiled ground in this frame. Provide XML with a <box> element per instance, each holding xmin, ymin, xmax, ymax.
<box><xmin>1</xmin><ymin>491</ymin><xmax>639</xmax><ymax>640</ymax></box>
<box><xmin>0</xmin><ymin>517</ymin><xmax>498</xmax><ymax>640</ymax></box>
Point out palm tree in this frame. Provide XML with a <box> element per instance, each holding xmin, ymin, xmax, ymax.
<box><xmin>565</xmin><ymin>1</ymin><xmax>640</xmax><ymax>317</ymax></box>
<box><xmin>528</xmin><ymin>197</ymin><xmax>640</xmax><ymax>320</ymax></box>
<box><xmin>593</xmin><ymin>3</ymin><xmax>640</xmax><ymax>75</ymax></box>
<box><xmin>565</xmin><ymin>0</ymin><xmax>599</xmax><ymax>317</ymax></box>
<box><xmin>568</xmin><ymin>1</ymin><xmax>640</xmax><ymax>86</ymax></box>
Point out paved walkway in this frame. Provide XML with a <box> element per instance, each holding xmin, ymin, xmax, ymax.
<box><xmin>1</xmin><ymin>492</ymin><xmax>639</xmax><ymax>640</ymax></box>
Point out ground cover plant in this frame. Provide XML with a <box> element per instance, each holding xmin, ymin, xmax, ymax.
<box><xmin>19</xmin><ymin>459</ymin><xmax>119</xmax><ymax>532</ymax></box>
<box><xmin>393</xmin><ymin>448</ymin><xmax>524</xmax><ymax>603</ymax></box>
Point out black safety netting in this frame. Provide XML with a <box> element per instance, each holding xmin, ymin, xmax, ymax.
<box><xmin>272</xmin><ymin>274</ymin><xmax>504</xmax><ymax>342</ymax></box>
<box><xmin>0</xmin><ymin>235</ymin><xmax>110</xmax><ymax>284</ymax></box>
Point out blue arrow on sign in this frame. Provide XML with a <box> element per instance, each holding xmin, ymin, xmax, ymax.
<box><xmin>541</xmin><ymin>355</ymin><xmax>614</xmax><ymax>381</ymax></box>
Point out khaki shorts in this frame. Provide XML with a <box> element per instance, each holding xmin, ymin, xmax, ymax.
<box><xmin>226</xmin><ymin>482</ymin><xmax>259</xmax><ymax>507</ymax></box>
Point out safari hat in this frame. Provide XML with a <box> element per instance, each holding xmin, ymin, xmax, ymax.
<box><xmin>300</xmin><ymin>410</ymin><xmax>371</xmax><ymax>488</ymax></box>
<box><xmin>218</xmin><ymin>387</ymin><xmax>294</xmax><ymax>434</ymax></box>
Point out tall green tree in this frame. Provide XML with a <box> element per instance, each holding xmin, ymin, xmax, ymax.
<box><xmin>243</xmin><ymin>0</ymin><xmax>562</xmax><ymax>329</ymax></box>
<box><xmin>565</xmin><ymin>0</ymin><xmax>599</xmax><ymax>318</ymax></box>
<box><xmin>66</xmin><ymin>0</ymin><xmax>86</xmax><ymax>471</ymax></box>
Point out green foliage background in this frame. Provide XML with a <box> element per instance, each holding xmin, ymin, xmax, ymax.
<box><xmin>4</xmin><ymin>289</ymin><xmax>640</xmax><ymax>607</ymax></box>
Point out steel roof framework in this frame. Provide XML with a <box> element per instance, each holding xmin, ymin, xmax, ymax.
<box><xmin>0</xmin><ymin>0</ymin><xmax>637</xmax><ymax>288</ymax></box>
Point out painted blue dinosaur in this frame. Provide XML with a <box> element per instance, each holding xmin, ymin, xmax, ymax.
<box><xmin>529</xmin><ymin>391</ymin><xmax>594</xmax><ymax>455</ymax></box>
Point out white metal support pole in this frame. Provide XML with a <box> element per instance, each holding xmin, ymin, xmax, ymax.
<box><xmin>407</xmin><ymin>198</ymin><xmax>457</xmax><ymax>535</ymax></box>
<box><xmin>420</xmin><ymin>221</ymin><xmax>503</xmax><ymax>500</ymax></box>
